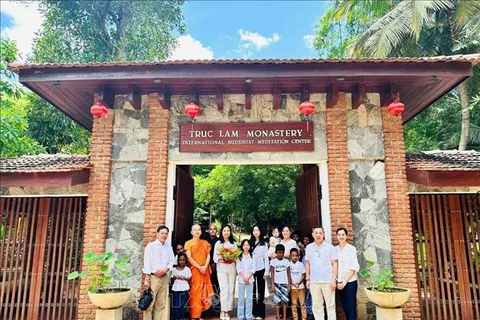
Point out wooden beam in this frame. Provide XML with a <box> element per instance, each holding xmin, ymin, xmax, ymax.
<box><xmin>0</xmin><ymin>170</ymin><xmax>90</xmax><ymax>187</ymax></box>
<box><xmin>189</xmin><ymin>85</ymin><xmax>199</xmax><ymax>105</ymax></box>
<box><xmin>352</xmin><ymin>82</ymin><xmax>366</xmax><ymax>109</ymax></box>
<box><xmin>273</xmin><ymin>84</ymin><xmax>282</xmax><ymax>110</ymax></box>
<box><xmin>97</xmin><ymin>84</ymin><xmax>115</xmax><ymax>108</ymax></box>
<box><xmin>245</xmin><ymin>83</ymin><xmax>252</xmax><ymax>110</ymax></box>
<box><xmin>127</xmin><ymin>84</ymin><xmax>141</xmax><ymax>110</ymax></box>
<box><xmin>380</xmin><ymin>84</ymin><xmax>395</xmax><ymax>107</ymax></box>
<box><xmin>326</xmin><ymin>82</ymin><xmax>339</xmax><ymax>108</ymax></box>
<box><xmin>216</xmin><ymin>85</ymin><xmax>223</xmax><ymax>111</ymax></box>
<box><xmin>158</xmin><ymin>84</ymin><xmax>171</xmax><ymax>109</ymax></box>
<box><xmin>301</xmin><ymin>83</ymin><xmax>310</xmax><ymax>102</ymax></box>
<box><xmin>406</xmin><ymin>168</ymin><xmax>480</xmax><ymax>187</ymax></box>
<box><xmin>18</xmin><ymin>61</ymin><xmax>473</xmax><ymax>82</ymax></box>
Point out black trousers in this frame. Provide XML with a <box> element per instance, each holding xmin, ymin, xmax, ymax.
<box><xmin>252</xmin><ymin>269</ymin><xmax>266</xmax><ymax>318</ymax></box>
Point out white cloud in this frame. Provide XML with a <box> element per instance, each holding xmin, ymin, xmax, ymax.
<box><xmin>1</xmin><ymin>1</ymin><xmax>43</xmax><ymax>62</ymax></box>
<box><xmin>238</xmin><ymin>29</ymin><xmax>280</xmax><ymax>50</ymax></box>
<box><xmin>168</xmin><ymin>35</ymin><xmax>214</xmax><ymax>60</ymax></box>
<box><xmin>303</xmin><ymin>34</ymin><xmax>315</xmax><ymax>49</ymax></box>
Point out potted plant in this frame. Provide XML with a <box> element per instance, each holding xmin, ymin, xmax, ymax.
<box><xmin>68</xmin><ymin>249</ymin><xmax>133</xmax><ymax>309</ymax></box>
<box><xmin>359</xmin><ymin>260</ymin><xmax>411</xmax><ymax>309</ymax></box>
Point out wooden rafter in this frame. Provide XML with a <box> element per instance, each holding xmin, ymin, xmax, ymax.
<box><xmin>157</xmin><ymin>84</ymin><xmax>171</xmax><ymax>109</ymax></box>
<box><xmin>97</xmin><ymin>84</ymin><xmax>115</xmax><ymax>108</ymax></box>
<box><xmin>189</xmin><ymin>85</ymin><xmax>199</xmax><ymax>105</ymax></box>
<box><xmin>301</xmin><ymin>83</ymin><xmax>310</xmax><ymax>102</ymax></box>
<box><xmin>326</xmin><ymin>82</ymin><xmax>339</xmax><ymax>108</ymax></box>
<box><xmin>127</xmin><ymin>84</ymin><xmax>141</xmax><ymax>110</ymax></box>
<box><xmin>245</xmin><ymin>82</ymin><xmax>252</xmax><ymax>110</ymax></box>
<box><xmin>352</xmin><ymin>82</ymin><xmax>366</xmax><ymax>109</ymax></box>
<box><xmin>273</xmin><ymin>84</ymin><xmax>282</xmax><ymax>110</ymax></box>
<box><xmin>216</xmin><ymin>85</ymin><xmax>223</xmax><ymax>111</ymax></box>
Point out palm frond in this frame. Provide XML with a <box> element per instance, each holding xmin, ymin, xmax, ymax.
<box><xmin>454</xmin><ymin>0</ymin><xmax>480</xmax><ymax>32</ymax></box>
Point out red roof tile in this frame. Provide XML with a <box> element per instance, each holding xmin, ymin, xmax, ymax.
<box><xmin>406</xmin><ymin>150</ymin><xmax>480</xmax><ymax>171</ymax></box>
<box><xmin>8</xmin><ymin>53</ymin><xmax>480</xmax><ymax>71</ymax></box>
<box><xmin>0</xmin><ymin>154</ymin><xmax>90</xmax><ymax>173</ymax></box>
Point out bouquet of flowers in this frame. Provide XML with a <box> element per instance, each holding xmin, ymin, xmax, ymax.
<box><xmin>217</xmin><ymin>246</ymin><xmax>242</xmax><ymax>264</ymax></box>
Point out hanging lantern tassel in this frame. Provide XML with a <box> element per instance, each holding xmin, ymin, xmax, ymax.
<box><xmin>298</xmin><ymin>100</ymin><xmax>315</xmax><ymax>131</ymax></box>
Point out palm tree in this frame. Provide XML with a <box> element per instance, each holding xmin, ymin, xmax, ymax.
<box><xmin>328</xmin><ymin>0</ymin><xmax>480</xmax><ymax>150</ymax></box>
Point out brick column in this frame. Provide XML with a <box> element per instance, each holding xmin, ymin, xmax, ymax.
<box><xmin>143</xmin><ymin>93</ymin><xmax>170</xmax><ymax>246</ymax></box>
<box><xmin>326</xmin><ymin>92</ymin><xmax>353</xmax><ymax>243</ymax></box>
<box><xmin>381</xmin><ymin>109</ymin><xmax>421</xmax><ymax>320</ymax></box>
<box><xmin>78</xmin><ymin>95</ymin><xmax>114</xmax><ymax>320</ymax></box>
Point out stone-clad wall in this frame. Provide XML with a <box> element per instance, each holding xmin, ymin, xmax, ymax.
<box><xmin>346</xmin><ymin>93</ymin><xmax>392</xmax><ymax>318</ymax></box>
<box><xmin>106</xmin><ymin>95</ymin><xmax>149</xmax><ymax>295</ymax></box>
<box><xmin>168</xmin><ymin>93</ymin><xmax>328</xmax><ymax>162</ymax></box>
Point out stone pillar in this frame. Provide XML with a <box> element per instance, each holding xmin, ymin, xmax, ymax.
<box><xmin>326</xmin><ymin>92</ymin><xmax>353</xmax><ymax>240</ymax></box>
<box><xmin>381</xmin><ymin>109</ymin><xmax>421</xmax><ymax>319</ymax></box>
<box><xmin>143</xmin><ymin>93</ymin><xmax>170</xmax><ymax>244</ymax></box>
<box><xmin>79</xmin><ymin>94</ymin><xmax>115</xmax><ymax>320</ymax></box>
<box><xmin>347</xmin><ymin>94</ymin><xmax>392</xmax><ymax>318</ymax></box>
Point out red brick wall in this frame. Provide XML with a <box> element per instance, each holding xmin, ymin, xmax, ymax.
<box><xmin>382</xmin><ymin>109</ymin><xmax>421</xmax><ymax>319</ymax></box>
<box><xmin>77</xmin><ymin>94</ymin><xmax>114</xmax><ymax>320</ymax></box>
<box><xmin>143</xmin><ymin>93</ymin><xmax>170</xmax><ymax>247</ymax></box>
<box><xmin>326</xmin><ymin>92</ymin><xmax>353</xmax><ymax>244</ymax></box>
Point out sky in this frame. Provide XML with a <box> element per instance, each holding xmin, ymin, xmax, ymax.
<box><xmin>0</xmin><ymin>1</ymin><xmax>326</xmax><ymax>62</ymax></box>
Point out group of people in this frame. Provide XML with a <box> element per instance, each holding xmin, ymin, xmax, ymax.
<box><xmin>142</xmin><ymin>224</ymin><xmax>360</xmax><ymax>320</ymax></box>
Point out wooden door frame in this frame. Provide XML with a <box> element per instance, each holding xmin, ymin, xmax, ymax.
<box><xmin>165</xmin><ymin>160</ymin><xmax>332</xmax><ymax>242</ymax></box>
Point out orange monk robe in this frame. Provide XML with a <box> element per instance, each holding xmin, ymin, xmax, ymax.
<box><xmin>185</xmin><ymin>239</ymin><xmax>214</xmax><ymax>318</ymax></box>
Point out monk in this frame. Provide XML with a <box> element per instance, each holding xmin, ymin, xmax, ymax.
<box><xmin>185</xmin><ymin>224</ymin><xmax>214</xmax><ymax>319</ymax></box>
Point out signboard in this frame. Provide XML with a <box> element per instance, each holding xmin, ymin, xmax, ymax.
<box><xmin>179</xmin><ymin>121</ymin><xmax>314</xmax><ymax>152</ymax></box>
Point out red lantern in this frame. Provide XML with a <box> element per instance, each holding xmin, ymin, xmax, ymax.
<box><xmin>299</xmin><ymin>100</ymin><xmax>315</xmax><ymax>116</ymax></box>
<box><xmin>184</xmin><ymin>101</ymin><xmax>201</xmax><ymax>119</ymax></box>
<box><xmin>388</xmin><ymin>97</ymin><xmax>405</xmax><ymax>117</ymax></box>
<box><xmin>90</xmin><ymin>101</ymin><xmax>108</xmax><ymax>117</ymax></box>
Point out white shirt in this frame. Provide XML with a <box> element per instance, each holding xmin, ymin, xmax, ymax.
<box><xmin>305</xmin><ymin>241</ymin><xmax>338</xmax><ymax>283</ymax></box>
<box><xmin>236</xmin><ymin>254</ymin><xmax>256</xmax><ymax>285</ymax></box>
<box><xmin>213</xmin><ymin>241</ymin><xmax>238</xmax><ymax>273</ymax></box>
<box><xmin>336</xmin><ymin>243</ymin><xmax>359</xmax><ymax>283</ymax></box>
<box><xmin>252</xmin><ymin>241</ymin><xmax>269</xmax><ymax>275</ymax></box>
<box><xmin>171</xmin><ymin>266</ymin><xmax>192</xmax><ymax>291</ymax></box>
<box><xmin>270</xmin><ymin>258</ymin><xmax>290</xmax><ymax>284</ymax></box>
<box><xmin>290</xmin><ymin>261</ymin><xmax>305</xmax><ymax>289</ymax></box>
<box><xmin>143</xmin><ymin>239</ymin><xmax>175</xmax><ymax>274</ymax></box>
<box><xmin>280</xmin><ymin>239</ymin><xmax>299</xmax><ymax>258</ymax></box>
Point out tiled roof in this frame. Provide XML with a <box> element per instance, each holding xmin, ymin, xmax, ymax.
<box><xmin>0</xmin><ymin>154</ymin><xmax>90</xmax><ymax>173</ymax></box>
<box><xmin>406</xmin><ymin>150</ymin><xmax>480</xmax><ymax>171</ymax></box>
<box><xmin>8</xmin><ymin>53</ymin><xmax>480</xmax><ymax>71</ymax></box>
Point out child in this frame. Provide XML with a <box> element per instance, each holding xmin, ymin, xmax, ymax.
<box><xmin>289</xmin><ymin>248</ymin><xmax>307</xmax><ymax>320</ymax></box>
<box><xmin>171</xmin><ymin>253</ymin><xmax>191</xmax><ymax>320</ymax></box>
<box><xmin>237</xmin><ymin>239</ymin><xmax>256</xmax><ymax>320</ymax></box>
<box><xmin>270</xmin><ymin>244</ymin><xmax>291</xmax><ymax>320</ymax></box>
<box><xmin>268</xmin><ymin>227</ymin><xmax>281</xmax><ymax>259</ymax></box>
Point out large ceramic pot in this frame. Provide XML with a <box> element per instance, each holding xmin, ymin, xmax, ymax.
<box><xmin>87</xmin><ymin>288</ymin><xmax>132</xmax><ymax>309</ymax></box>
<box><xmin>364</xmin><ymin>287</ymin><xmax>411</xmax><ymax>309</ymax></box>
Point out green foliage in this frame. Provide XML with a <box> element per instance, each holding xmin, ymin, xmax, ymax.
<box><xmin>359</xmin><ymin>260</ymin><xmax>395</xmax><ymax>292</ymax></box>
<box><xmin>67</xmin><ymin>250</ymin><xmax>131</xmax><ymax>293</ymax></box>
<box><xmin>194</xmin><ymin>165</ymin><xmax>300</xmax><ymax>231</ymax></box>
<box><xmin>31</xmin><ymin>0</ymin><xmax>186</xmax><ymax>63</ymax></box>
<box><xmin>25</xmin><ymin>94</ymin><xmax>90</xmax><ymax>154</ymax></box>
<box><xmin>1</xmin><ymin>39</ymin><xmax>22</xmax><ymax>99</ymax></box>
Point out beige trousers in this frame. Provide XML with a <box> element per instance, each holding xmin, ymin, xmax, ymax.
<box><xmin>310</xmin><ymin>282</ymin><xmax>336</xmax><ymax>320</ymax></box>
<box><xmin>144</xmin><ymin>274</ymin><xmax>170</xmax><ymax>320</ymax></box>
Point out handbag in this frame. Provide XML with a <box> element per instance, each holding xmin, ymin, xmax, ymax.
<box><xmin>138</xmin><ymin>288</ymin><xmax>154</xmax><ymax>311</ymax></box>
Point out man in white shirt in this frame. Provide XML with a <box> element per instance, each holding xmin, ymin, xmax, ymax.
<box><xmin>143</xmin><ymin>225</ymin><xmax>175</xmax><ymax>320</ymax></box>
<box><xmin>305</xmin><ymin>226</ymin><xmax>338</xmax><ymax>320</ymax></box>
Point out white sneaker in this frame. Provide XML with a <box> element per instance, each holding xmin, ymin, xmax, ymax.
<box><xmin>255</xmin><ymin>317</ymin><xmax>263</xmax><ymax>319</ymax></box>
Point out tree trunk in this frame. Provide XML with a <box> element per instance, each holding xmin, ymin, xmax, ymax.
<box><xmin>458</xmin><ymin>81</ymin><xmax>470</xmax><ymax>151</ymax></box>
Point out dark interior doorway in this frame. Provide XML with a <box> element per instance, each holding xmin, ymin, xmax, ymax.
<box><xmin>172</xmin><ymin>164</ymin><xmax>322</xmax><ymax>246</ymax></box>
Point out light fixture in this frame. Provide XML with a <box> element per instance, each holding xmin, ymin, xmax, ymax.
<box><xmin>387</xmin><ymin>92</ymin><xmax>405</xmax><ymax>117</ymax></box>
<box><xmin>184</xmin><ymin>101</ymin><xmax>201</xmax><ymax>120</ymax></box>
<box><xmin>245</xmin><ymin>78</ymin><xmax>252</xmax><ymax>83</ymax></box>
<box><xmin>298</xmin><ymin>100</ymin><xmax>315</xmax><ymax>131</ymax></box>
